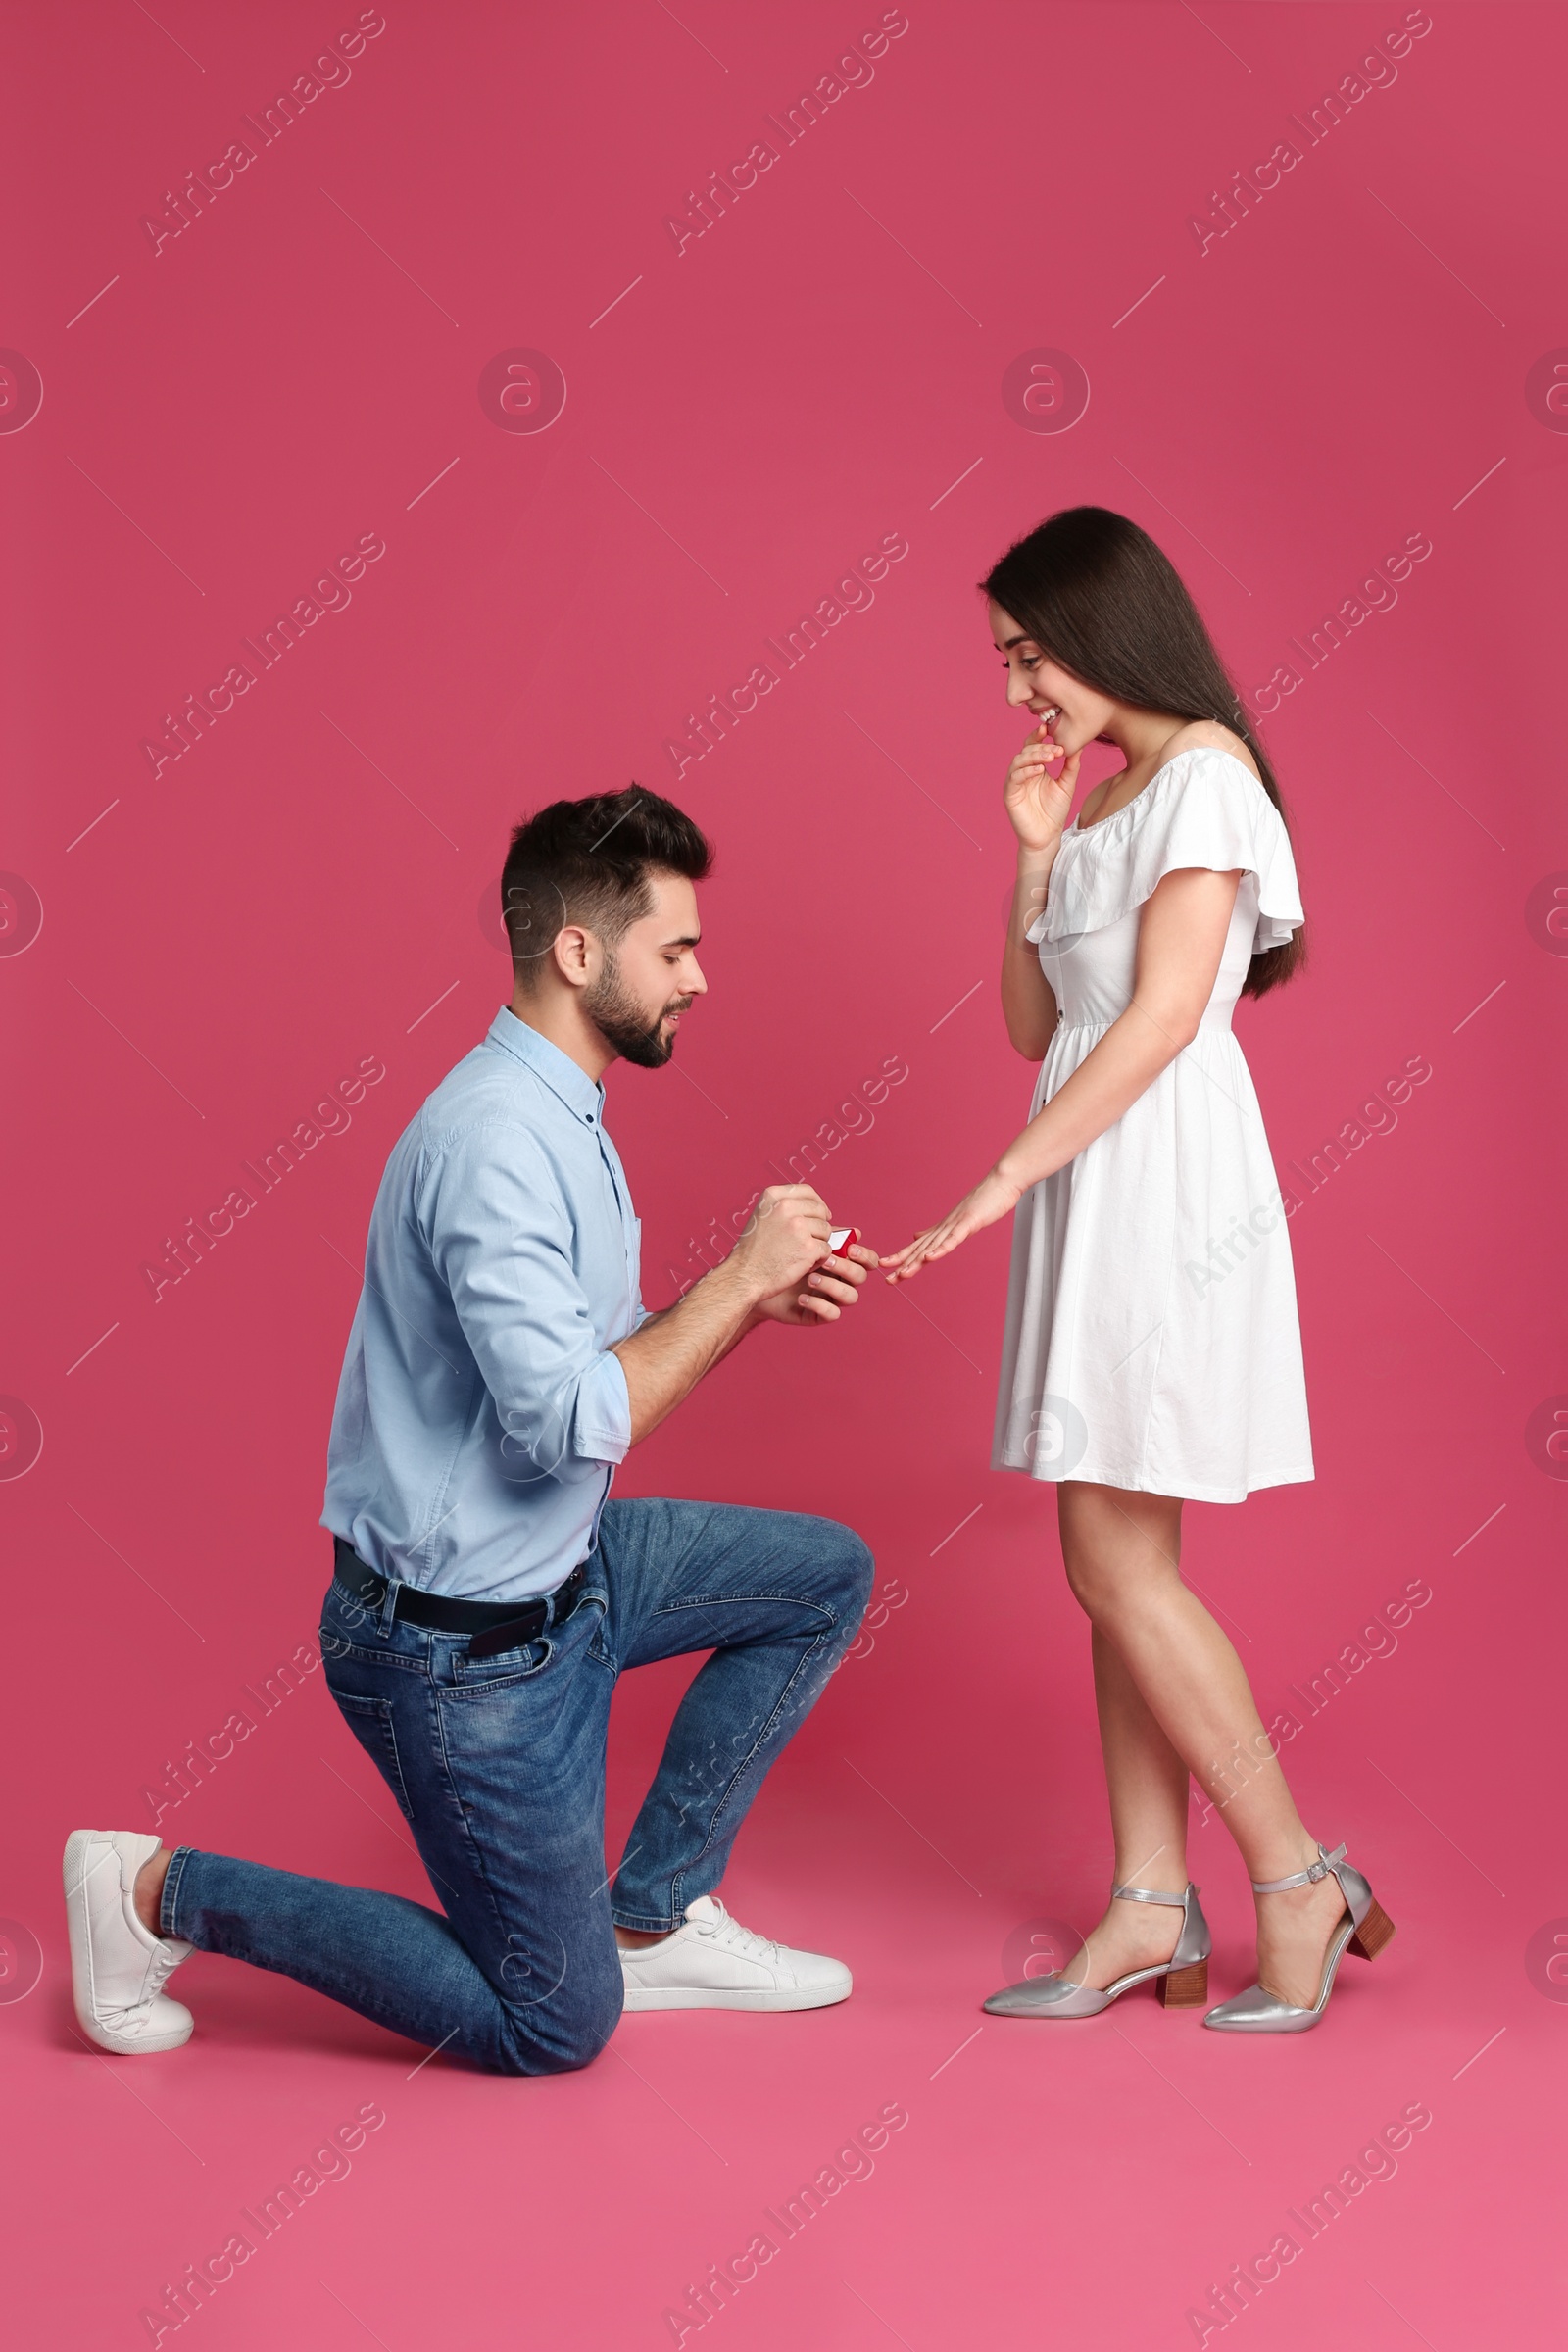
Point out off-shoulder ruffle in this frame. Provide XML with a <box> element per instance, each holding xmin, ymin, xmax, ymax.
<box><xmin>1024</xmin><ymin>746</ymin><xmax>1303</xmax><ymax>956</ymax></box>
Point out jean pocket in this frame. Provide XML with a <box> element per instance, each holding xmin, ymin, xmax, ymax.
<box><xmin>452</xmin><ymin>1634</ymin><xmax>554</xmax><ymax>1688</ymax></box>
<box><xmin>330</xmin><ymin>1689</ymin><xmax>416</xmax><ymax>1822</ymax></box>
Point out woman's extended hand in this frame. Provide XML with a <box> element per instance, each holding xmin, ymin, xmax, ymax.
<box><xmin>879</xmin><ymin>1167</ymin><xmax>1023</xmax><ymax>1285</ymax></box>
<box><xmin>1004</xmin><ymin>718</ymin><xmax>1081</xmax><ymax>854</ymax></box>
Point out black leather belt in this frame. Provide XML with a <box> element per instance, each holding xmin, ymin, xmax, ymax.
<box><xmin>332</xmin><ymin>1536</ymin><xmax>590</xmax><ymax>1660</ymax></box>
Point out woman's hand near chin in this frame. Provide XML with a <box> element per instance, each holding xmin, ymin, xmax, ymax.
<box><xmin>879</xmin><ymin>1167</ymin><xmax>1024</xmax><ymax>1285</ymax></box>
<box><xmin>1004</xmin><ymin>714</ymin><xmax>1080</xmax><ymax>854</ymax></box>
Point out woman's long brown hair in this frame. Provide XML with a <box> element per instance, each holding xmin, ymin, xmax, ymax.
<box><xmin>982</xmin><ymin>505</ymin><xmax>1304</xmax><ymax>998</ymax></box>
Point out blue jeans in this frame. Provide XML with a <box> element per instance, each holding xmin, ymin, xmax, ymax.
<box><xmin>163</xmin><ymin>1498</ymin><xmax>871</xmax><ymax>2075</ymax></box>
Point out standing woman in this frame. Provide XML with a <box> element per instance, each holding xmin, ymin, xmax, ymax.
<box><xmin>883</xmin><ymin>507</ymin><xmax>1394</xmax><ymax>2032</ymax></box>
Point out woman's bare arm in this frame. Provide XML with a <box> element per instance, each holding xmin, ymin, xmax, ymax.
<box><xmin>1001</xmin><ymin>847</ymin><xmax>1061</xmax><ymax>1058</ymax></box>
<box><xmin>997</xmin><ymin>722</ymin><xmax>1107</xmax><ymax>1059</ymax></box>
<box><xmin>999</xmin><ymin>864</ymin><xmax>1242</xmax><ymax>1187</ymax></box>
<box><xmin>885</xmin><ymin>863</ymin><xmax>1244</xmax><ymax>1278</ymax></box>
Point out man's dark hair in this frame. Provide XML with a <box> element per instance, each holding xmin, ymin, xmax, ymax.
<box><xmin>500</xmin><ymin>787</ymin><xmax>712</xmax><ymax>982</ymax></box>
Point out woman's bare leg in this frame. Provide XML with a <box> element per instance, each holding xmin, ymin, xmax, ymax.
<box><xmin>1073</xmin><ymin>1630</ymin><xmax>1193</xmax><ymax>1975</ymax></box>
<box><xmin>1056</xmin><ymin>1481</ymin><xmax>1348</xmax><ymax>2005</ymax></box>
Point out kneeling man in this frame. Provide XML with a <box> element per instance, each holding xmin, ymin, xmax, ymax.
<box><xmin>67</xmin><ymin>788</ymin><xmax>874</xmax><ymax>2073</ymax></box>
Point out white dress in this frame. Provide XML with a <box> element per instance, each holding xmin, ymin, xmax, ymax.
<box><xmin>992</xmin><ymin>745</ymin><xmax>1314</xmax><ymax>1504</ymax></box>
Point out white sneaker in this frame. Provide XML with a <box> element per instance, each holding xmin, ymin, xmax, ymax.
<box><xmin>64</xmin><ymin>1830</ymin><xmax>194</xmax><ymax>2054</ymax></box>
<box><xmin>617</xmin><ymin>1895</ymin><xmax>852</xmax><ymax>2013</ymax></box>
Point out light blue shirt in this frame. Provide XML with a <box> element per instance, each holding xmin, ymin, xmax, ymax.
<box><xmin>322</xmin><ymin>1007</ymin><xmax>647</xmax><ymax>1602</ymax></box>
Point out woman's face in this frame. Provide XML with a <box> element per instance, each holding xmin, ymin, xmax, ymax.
<box><xmin>988</xmin><ymin>600</ymin><xmax>1116</xmax><ymax>754</ymax></box>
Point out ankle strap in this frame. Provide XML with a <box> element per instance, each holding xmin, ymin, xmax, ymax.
<box><xmin>1111</xmin><ymin>1883</ymin><xmax>1193</xmax><ymax>1907</ymax></box>
<box><xmin>1251</xmin><ymin>1841</ymin><xmax>1348</xmax><ymax>1894</ymax></box>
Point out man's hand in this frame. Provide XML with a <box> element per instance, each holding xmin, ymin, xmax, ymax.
<box><xmin>727</xmin><ymin>1182</ymin><xmax>833</xmax><ymax>1303</ymax></box>
<box><xmin>753</xmin><ymin>1236</ymin><xmax>878</xmax><ymax>1327</ymax></box>
<box><xmin>613</xmin><ymin>1185</ymin><xmax>872</xmax><ymax>1445</ymax></box>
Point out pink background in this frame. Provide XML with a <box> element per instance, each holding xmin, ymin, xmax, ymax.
<box><xmin>4</xmin><ymin>3</ymin><xmax>1565</xmax><ymax>2346</ymax></box>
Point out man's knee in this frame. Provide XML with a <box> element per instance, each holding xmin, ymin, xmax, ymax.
<box><xmin>494</xmin><ymin>1983</ymin><xmax>621</xmax><ymax>2077</ymax></box>
<box><xmin>811</xmin><ymin>1518</ymin><xmax>874</xmax><ymax>1627</ymax></box>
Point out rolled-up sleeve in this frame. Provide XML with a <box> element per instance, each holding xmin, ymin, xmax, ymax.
<box><xmin>420</xmin><ymin>1120</ymin><xmax>632</xmax><ymax>1476</ymax></box>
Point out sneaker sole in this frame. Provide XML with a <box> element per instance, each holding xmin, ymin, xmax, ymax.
<box><xmin>63</xmin><ymin>1828</ymin><xmax>193</xmax><ymax>2055</ymax></box>
<box><xmin>73</xmin><ymin>2010</ymin><xmax>194</xmax><ymax>2055</ymax></box>
<box><xmin>620</xmin><ymin>1980</ymin><xmax>852</xmax><ymax>2012</ymax></box>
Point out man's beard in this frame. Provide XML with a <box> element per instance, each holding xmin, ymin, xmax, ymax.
<box><xmin>584</xmin><ymin>954</ymin><xmax>689</xmax><ymax>1069</ymax></box>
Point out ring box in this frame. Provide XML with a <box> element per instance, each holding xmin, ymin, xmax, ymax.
<box><xmin>823</xmin><ymin>1225</ymin><xmax>860</xmax><ymax>1261</ymax></box>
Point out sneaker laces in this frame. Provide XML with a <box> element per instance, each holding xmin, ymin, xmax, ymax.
<box><xmin>693</xmin><ymin>1900</ymin><xmax>781</xmax><ymax>1966</ymax></box>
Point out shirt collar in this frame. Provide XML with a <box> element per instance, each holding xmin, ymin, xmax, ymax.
<box><xmin>485</xmin><ymin>1006</ymin><xmax>606</xmax><ymax>1126</ymax></box>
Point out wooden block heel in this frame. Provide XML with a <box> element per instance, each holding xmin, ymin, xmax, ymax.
<box><xmin>1158</xmin><ymin>1957</ymin><xmax>1209</xmax><ymax>2008</ymax></box>
<box><xmin>1348</xmin><ymin>1899</ymin><xmax>1396</xmax><ymax>1961</ymax></box>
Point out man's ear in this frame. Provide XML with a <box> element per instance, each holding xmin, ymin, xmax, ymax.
<box><xmin>552</xmin><ymin>923</ymin><xmax>594</xmax><ymax>988</ymax></box>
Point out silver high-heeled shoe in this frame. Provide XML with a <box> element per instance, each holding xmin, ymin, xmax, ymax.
<box><xmin>984</xmin><ymin>1883</ymin><xmax>1210</xmax><ymax>2018</ymax></box>
<box><xmin>1203</xmin><ymin>1842</ymin><xmax>1396</xmax><ymax>2033</ymax></box>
